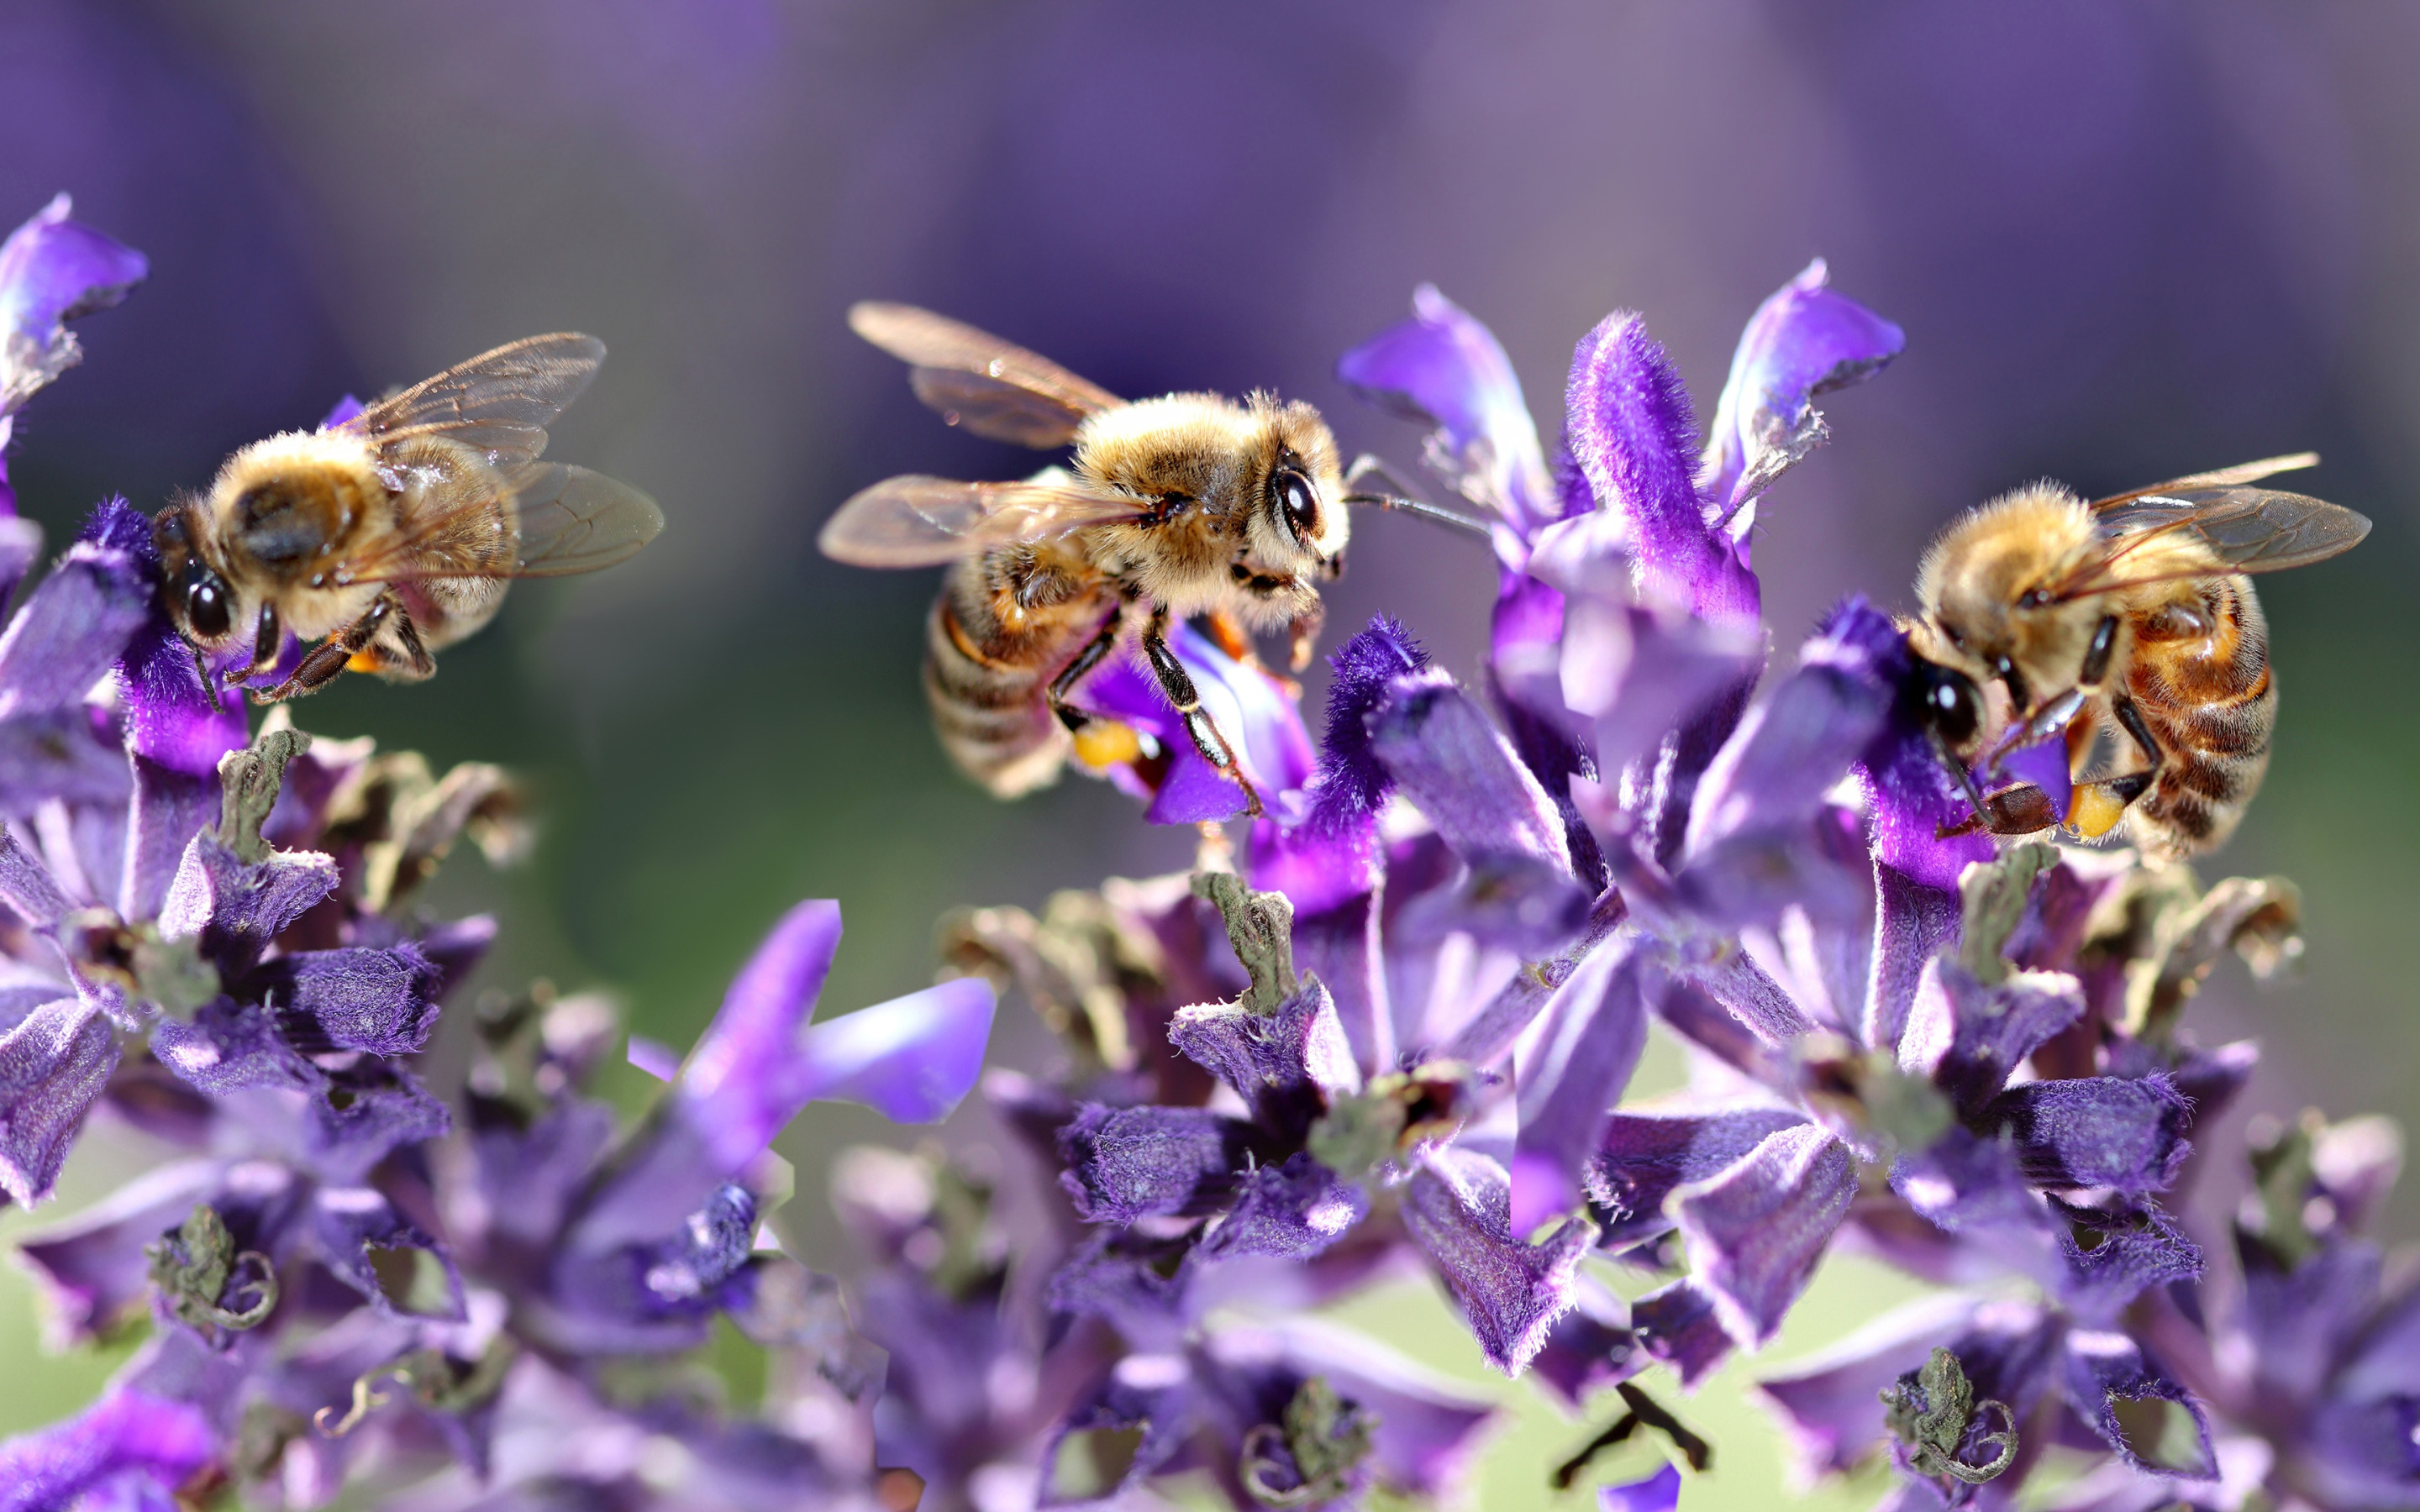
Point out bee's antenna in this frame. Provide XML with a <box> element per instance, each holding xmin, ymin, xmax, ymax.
<box><xmin>1339</xmin><ymin>452</ymin><xmax>1493</xmax><ymax>539</ymax></box>
<box><xmin>1340</xmin><ymin>491</ymin><xmax>1495</xmax><ymax>538</ymax></box>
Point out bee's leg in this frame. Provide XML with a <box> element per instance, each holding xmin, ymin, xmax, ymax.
<box><xmin>1938</xmin><ymin>782</ymin><xmax>2062</xmax><ymax>840</ymax></box>
<box><xmin>1204</xmin><ymin>608</ymin><xmax>1255</xmax><ymax>664</ymax></box>
<box><xmin>1045</xmin><ymin>612</ymin><xmax>1125</xmax><ymax>732</ymax></box>
<box><xmin>1140</xmin><ymin>610</ymin><xmax>1264</xmax><ymax>820</ymax></box>
<box><xmin>2060</xmin><ymin>693</ymin><xmax>2160</xmax><ymax>837</ymax></box>
<box><xmin>253</xmin><ymin>591</ymin><xmax>404</xmax><ymax>703</ymax></box>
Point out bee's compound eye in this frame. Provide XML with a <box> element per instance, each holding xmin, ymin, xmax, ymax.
<box><xmin>179</xmin><ymin>564</ymin><xmax>232</xmax><ymax>640</ymax></box>
<box><xmin>1274</xmin><ymin>470</ymin><xmax>1320</xmax><ymax>548</ymax></box>
<box><xmin>1912</xmin><ymin>661</ymin><xmax>1981</xmax><ymax>747</ymax></box>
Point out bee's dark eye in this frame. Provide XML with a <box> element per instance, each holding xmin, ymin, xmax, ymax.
<box><xmin>179</xmin><ymin>563</ymin><xmax>232</xmax><ymax>640</ymax></box>
<box><xmin>1909</xmin><ymin>659</ymin><xmax>1981</xmax><ymax>747</ymax></box>
<box><xmin>1273</xmin><ymin>469</ymin><xmax>1320</xmax><ymax>547</ymax></box>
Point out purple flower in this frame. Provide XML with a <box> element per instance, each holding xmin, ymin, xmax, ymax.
<box><xmin>1065</xmin><ymin>617</ymin><xmax>1317</xmax><ymax>825</ymax></box>
<box><xmin>0</xmin><ymin>195</ymin><xmax>147</xmax><ymax>520</ymax></box>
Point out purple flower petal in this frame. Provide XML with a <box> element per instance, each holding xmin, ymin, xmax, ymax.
<box><xmin>1672</xmin><ymin>1125</ymin><xmax>1857</xmax><ymax>1349</ymax></box>
<box><xmin>1588</xmin><ymin>1106</ymin><xmax>1812</xmax><ymax>1247</ymax></box>
<box><xmin>1815</xmin><ymin>599</ymin><xmax>1995</xmax><ymax>892</ymax></box>
<box><xmin>0</xmin><ymin>1388</ymin><xmax>213</xmax><ymax>1512</ymax></box>
<box><xmin>2055</xmin><ymin>1201</ymin><xmax>2201</xmax><ymax>1324</ymax></box>
<box><xmin>0</xmin><ymin>516</ymin><xmax>36</xmax><ymax>599</ymax></box>
<box><xmin>1044</xmin><ymin>1236</ymin><xmax>1187</xmax><ymax>1350</ymax></box>
<box><xmin>1675</xmin><ymin>950</ymin><xmax>1823</xmax><ymax>1047</ymax></box>
<box><xmin>0</xmin><ymin>195</ymin><xmax>147</xmax><ymax>422</ymax></box>
<box><xmin>1889</xmin><ymin>1127</ymin><xmax>2048</xmax><ymax>1236</ymax></box>
<box><xmin>636</xmin><ymin>1182</ymin><xmax>757</xmax><ymax>1310</ymax></box>
<box><xmin>250</xmin><ymin>943</ymin><xmax>439</xmax><ymax>1057</ymax></box>
<box><xmin>1402</xmin><ymin>1146</ymin><xmax>1593</xmax><ymax>1373</ymax></box>
<box><xmin>1239</xmin><ymin>1320</ymin><xmax>1498</xmax><ymax>1496</ymax></box>
<box><xmin>1071</xmin><ymin>622</ymin><xmax>1313</xmax><ymax>825</ymax></box>
<box><xmin>1630</xmin><ymin>1278</ymin><xmax>1734</xmax><ymax>1389</ymax></box>
<box><xmin>1509</xmin><ymin>932</ymin><xmax>1653</xmax><ymax>1236</ymax></box>
<box><xmin>787</xmin><ymin>976</ymin><xmax>997</xmax><ymax>1123</ymax></box>
<box><xmin>1996</xmin><ymin>736</ymin><xmax>2075</xmax><ymax>830</ymax></box>
<box><xmin>1991</xmin><ymin>1074</ymin><xmax>2192</xmax><ymax>1198</ymax></box>
<box><xmin>1170</xmin><ymin>977</ymin><xmax>1360</xmax><ymax>1139</ymax></box>
<box><xmin>1292</xmin><ymin>890</ymin><xmax>1389</xmax><ymax>1074</ymax></box>
<box><xmin>626</xmin><ymin>1033</ymin><xmax>679</xmax><ymax>1082</ymax></box>
<box><xmin>79</xmin><ymin>500</ymin><xmax>250</xmax><ymax>781</ymax></box>
<box><xmin>1866</xmin><ymin>859</ymin><xmax>1961</xmax><ymax>1054</ymax></box>
<box><xmin>307</xmin><ymin>1065</ymin><xmax>448</xmax><ymax>1180</ymax></box>
<box><xmin>15</xmin><ymin>1160</ymin><xmax>220</xmax><ymax>1347</ymax></box>
<box><xmin>1368</xmin><ymin>673</ymin><xmax>1571</xmax><ymax>876</ymax></box>
<box><xmin>1754</xmin><ymin>1293</ymin><xmax>1983</xmax><ymax>1479</ymax></box>
<box><xmin>312</xmin><ymin>1183</ymin><xmax>466</xmax><ymax>1321</ymax></box>
<box><xmin>0</xmin><ymin>533</ymin><xmax>152</xmax><ymax>721</ymax></box>
<box><xmin>1196</xmin><ymin>1153</ymin><xmax>1368</xmax><ymax>1264</ymax></box>
<box><xmin>2060</xmin><ymin>1328</ymin><xmax>2217</xmax><ymax>1478</ymax></box>
<box><xmin>1249</xmin><ymin>617</ymin><xmax>1428</xmax><ymax>914</ymax></box>
<box><xmin>1897</xmin><ymin>959</ymin><xmax>2086</xmax><ymax>1115</ymax></box>
<box><xmin>1057</xmin><ymin>1102</ymin><xmax>1253</xmax><ymax>1226</ymax></box>
<box><xmin>120</xmin><ymin>758</ymin><xmax>217</xmax><ymax>923</ymax></box>
<box><xmin>1337</xmin><ymin>284</ymin><xmax>1554</xmax><ymax>537</ymax></box>
<box><xmin>0</xmin><ymin>828</ymin><xmax>76</xmax><ymax>926</ymax></box>
<box><xmin>1600</xmin><ymin>1462</ymin><xmax>1683</xmax><ymax>1512</ymax></box>
<box><xmin>1038</xmin><ymin>1352</ymin><xmax>1196</xmax><ymax>1505</ymax></box>
<box><xmin>0</xmin><ymin>998</ymin><xmax>116</xmax><ymax>1206</ymax></box>
<box><xmin>1562</xmin><ymin>312</ymin><xmax>1756</xmax><ymax>625</ymax></box>
<box><xmin>671</xmin><ymin>898</ymin><xmax>844</xmax><ymax>1169</ymax></box>
<box><xmin>1392</xmin><ymin>850</ymin><xmax>1591</xmax><ymax>958</ymax></box>
<box><xmin>1528</xmin><ymin>1281</ymin><xmax>1644</xmax><ymax>1409</ymax></box>
<box><xmin>150</xmin><ymin>999</ymin><xmax>318</xmax><ymax>1096</ymax></box>
<box><xmin>158</xmin><ymin>832</ymin><xmax>339</xmax><ymax>973</ymax></box>
<box><xmin>1700</xmin><ymin>260</ymin><xmax>1905</xmax><ymax>526</ymax></box>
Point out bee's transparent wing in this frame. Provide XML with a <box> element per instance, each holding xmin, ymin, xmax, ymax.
<box><xmin>850</xmin><ymin>302</ymin><xmax>1120</xmax><ymax>449</ymax></box>
<box><xmin>334</xmin><ymin>460</ymin><xmax>661</xmax><ymax>584</ymax></box>
<box><xmin>339</xmin><ymin>333</ymin><xmax>606</xmax><ymax>467</ymax></box>
<box><xmin>2052</xmin><ymin>482</ymin><xmax>2370</xmax><ymax>598</ymax></box>
<box><xmin>818</xmin><ymin>474</ymin><xmax>1146</xmax><ymax>568</ymax></box>
<box><xmin>2085</xmin><ymin>451</ymin><xmax>2317</xmax><ymax>513</ymax></box>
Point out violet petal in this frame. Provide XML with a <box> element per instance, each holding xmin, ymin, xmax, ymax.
<box><xmin>1509</xmin><ymin>931</ymin><xmax>1653</xmax><ymax>1236</ymax></box>
<box><xmin>0</xmin><ymin>195</ymin><xmax>148</xmax><ymax>418</ymax></box>
<box><xmin>312</xmin><ymin>1183</ymin><xmax>467</xmax><ymax>1321</ymax></box>
<box><xmin>1672</xmin><ymin>1124</ymin><xmax>1856</xmax><ymax>1348</ymax></box>
<box><xmin>2056</xmin><ymin>1201</ymin><xmax>2202</xmax><ymax>1325</ymax></box>
<box><xmin>251</xmin><ymin>942</ymin><xmax>440</xmax><ymax>1057</ymax></box>
<box><xmin>1897</xmin><ymin>959</ymin><xmax>2085</xmax><ymax>1115</ymax></box>
<box><xmin>149</xmin><ymin>998</ymin><xmax>319</xmax><ymax>1096</ymax></box>
<box><xmin>118</xmin><ymin>757</ymin><xmax>217</xmax><ymax>923</ymax></box>
<box><xmin>1170</xmin><ymin>976</ymin><xmax>1360</xmax><ymax>1139</ymax></box>
<box><xmin>82</xmin><ymin>499</ymin><xmax>249</xmax><ymax>778</ymax></box>
<box><xmin>15</xmin><ymin>1159</ymin><xmax>220</xmax><ymax>1347</ymax></box>
<box><xmin>1402</xmin><ymin>1146</ymin><xmax>1592</xmax><ymax>1374</ymax></box>
<box><xmin>672</xmin><ymin>897</ymin><xmax>844</xmax><ymax>1169</ymax></box>
<box><xmin>157</xmin><ymin>832</ymin><xmax>339</xmax><ymax>973</ymax></box>
<box><xmin>1562</xmin><ymin>311</ymin><xmax>1756</xmax><ymax>624</ymax></box>
<box><xmin>0</xmin><ymin>1388</ymin><xmax>213</xmax><ymax>1511</ymax></box>
<box><xmin>1816</xmin><ymin>599</ymin><xmax>1995</xmax><ymax>891</ymax></box>
<box><xmin>2060</xmin><ymin>1328</ymin><xmax>2217</xmax><ymax>1478</ymax></box>
<box><xmin>1699</xmin><ymin>260</ymin><xmax>1905</xmax><ymax>525</ymax></box>
<box><xmin>1368</xmin><ymin>673</ymin><xmax>1571</xmax><ymax>876</ymax></box>
<box><xmin>786</xmin><ymin>976</ymin><xmax>997</xmax><ymax>1124</ymax></box>
<box><xmin>0</xmin><ymin>534</ymin><xmax>151</xmax><ymax>721</ymax></box>
<box><xmin>1336</xmin><ymin>283</ymin><xmax>1554</xmax><ymax>536</ymax></box>
<box><xmin>1056</xmin><ymin>1102</ymin><xmax>1253</xmax><ymax>1226</ymax></box>
<box><xmin>1630</xmin><ymin>1278</ymin><xmax>1733</xmax><ymax>1389</ymax></box>
<box><xmin>1528</xmin><ymin>1281</ymin><xmax>1644</xmax><ymax>1409</ymax></box>
<box><xmin>307</xmin><ymin>1066</ymin><xmax>449</xmax><ymax>1181</ymax></box>
<box><xmin>1888</xmin><ymin>1127</ymin><xmax>2046</xmax><ymax>1236</ymax></box>
<box><xmin>0</xmin><ymin>828</ymin><xmax>75</xmax><ymax>926</ymax></box>
<box><xmin>1865</xmin><ymin>859</ymin><xmax>1961</xmax><ymax>1054</ymax></box>
<box><xmin>1249</xmin><ymin>617</ymin><xmax>1428</xmax><ymax>914</ymax></box>
<box><xmin>1753</xmin><ymin>1292</ymin><xmax>1983</xmax><ymax>1479</ymax></box>
<box><xmin>1990</xmin><ymin>1074</ymin><xmax>2192</xmax><ymax>1198</ymax></box>
<box><xmin>1600</xmin><ymin>1462</ymin><xmax>1683</xmax><ymax>1512</ymax></box>
<box><xmin>0</xmin><ymin>998</ymin><xmax>116</xmax><ymax>1206</ymax></box>
<box><xmin>1588</xmin><ymin>1106</ymin><xmax>1812</xmax><ymax>1247</ymax></box>
<box><xmin>1196</xmin><ymin>1153</ymin><xmax>1368</xmax><ymax>1264</ymax></box>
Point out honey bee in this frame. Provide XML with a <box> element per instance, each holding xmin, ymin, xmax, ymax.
<box><xmin>154</xmin><ymin>334</ymin><xmax>662</xmax><ymax>702</ymax></box>
<box><xmin>820</xmin><ymin>303</ymin><xmax>1475</xmax><ymax>815</ymax></box>
<box><xmin>1903</xmin><ymin>453</ymin><xmax>2369</xmax><ymax>859</ymax></box>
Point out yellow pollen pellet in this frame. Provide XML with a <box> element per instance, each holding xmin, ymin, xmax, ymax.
<box><xmin>2067</xmin><ymin>785</ymin><xmax>2131</xmax><ymax>839</ymax></box>
<box><xmin>1072</xmin><ymin>720</ymin><xmax>1143</xmax><ymax>769</ymax></box>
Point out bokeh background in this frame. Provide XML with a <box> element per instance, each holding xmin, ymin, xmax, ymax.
<box><xmin>3</xmin><ymin>3</ymin><xmax>2416</xmax><ymax>1506</ymax></box>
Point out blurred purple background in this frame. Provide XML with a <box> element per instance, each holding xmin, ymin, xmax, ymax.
<box><xmin>3</xmin><ymin>0</ymin><xmax>2414</xmax><ymax>1257</ymax></box>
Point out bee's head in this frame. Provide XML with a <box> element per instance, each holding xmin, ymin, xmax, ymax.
<box><xmin>1243</xmin><ymin>395</ymin><xmax>1347</xmax><ymax>579</ymax></box>
<box><xmin>1916</xmin><ymin>484</ymin><xmax>2107</xmax><ymax>711</ymax></box>
<box><xmin>152</xmin><ymin>498</ymin><xmax>244</xmax><ymax>650</ymax></box>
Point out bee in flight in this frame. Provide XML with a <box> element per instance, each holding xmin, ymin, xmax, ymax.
<box><xmin>1902</xmin><ymin>453</ymin><xmax>2369</xmax><ymax>859</ymax></box>
<box><xmin>155</xmin><ymin>334</ymin><xmax>663</xmax><ymax>703</ymax></box>
<box><xmin>820</xmin><ymin>302</ymin><xmax>1475</xmax><ymax>816</ymax></box>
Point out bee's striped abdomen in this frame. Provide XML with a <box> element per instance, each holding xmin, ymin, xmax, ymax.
<box><xmin>2124</xmin><ymin>575</ymin><xmax>2274</xmax><ymax>858</ymax></box>
<box><xmin>923</xmin><ymin>554</ymin><xmax>1114</xmax><ymax>798</ymax></box>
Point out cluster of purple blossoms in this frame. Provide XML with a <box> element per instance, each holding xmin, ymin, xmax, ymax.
<box><xmin>1</xmin><ymin>186</ymin><xmax>2408</xmax><ymax>1512</ymax></box>
<box><xmin>0</xmin><ymin>197</ymin><xmax>998</xmax><ymax>1512</ymax></box>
